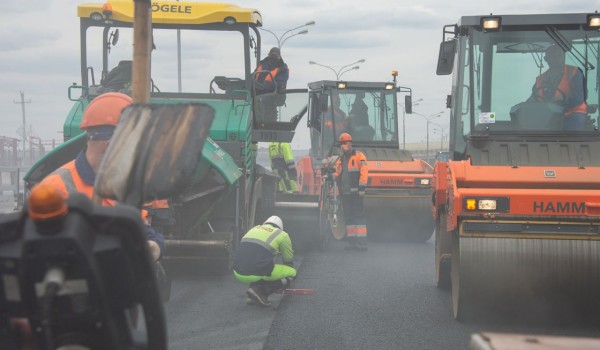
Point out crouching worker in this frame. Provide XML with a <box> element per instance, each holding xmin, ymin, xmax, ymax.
<box><xmin>233</xmin><ymin>216</ymin><xmax>296</xmax><ymax>306</ymax></box>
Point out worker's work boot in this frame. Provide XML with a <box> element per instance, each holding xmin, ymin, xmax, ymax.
<box><xmin>344</xmin><ymin>237</ymin><xmax>358</xmax><ymax>251</ymax></box>
<box><xmin>246</xmin><ymin>286</ymin><xmax>271</xmax><ymax>307</ymax></box>
<box><xmin>263</xmin><ymin>280</ymin><xmax>286</xmax><ymax>297</ymax></box>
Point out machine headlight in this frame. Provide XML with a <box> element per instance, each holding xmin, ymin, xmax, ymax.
<box><xmin>589</xmin><ymin>14</ymin><xmax>600</xmax><ymax>28</ymax></box>
<box><xmin>478</xmin><ymin>199</ymin><xmax>497</xmax><ymax>210</ymax></box>
<box><xmin>463</xmin><ymin>197</ymin><xmax>509</xmax><ymax>212</ymax></box>
<box><xmin>224</xmin><ymin>16</ymin><xmax>237</xmax><ymax>25</ymax></box>
<box><xmin>481</xmin><ymin>16</ymin><xmax>501</xmax><ymax>31</ymax></box>
<box><xmin>419</xmin><ymin>179</ymin><xmax>430</xmax><ymax>185</ymax></box>
<box><xmin>384</xmin><ymin>83</ymin><xmax>395</xmax><ymax>90</ymax></box>
<box><xmin>91</xmin><ymin>12</ymin><xmax>104</xmax><ymax>21</ymax></box>
<box><xmin>337</xmin><ymin>82</ymin><xmax>347</xmax><ymax>89</ymax></box>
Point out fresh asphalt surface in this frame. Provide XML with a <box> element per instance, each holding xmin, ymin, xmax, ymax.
<box><xmin>165</xmin><ymin>234</ymin><xmax>600</xmax><ymax>350</ymax></box>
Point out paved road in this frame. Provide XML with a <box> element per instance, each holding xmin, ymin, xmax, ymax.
<box><xmin>165</xmin><ymin>237</ymin><xmax>600</xmax><ymax>349</ymax></box>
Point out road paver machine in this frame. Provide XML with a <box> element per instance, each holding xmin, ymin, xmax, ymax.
<box><xmin>24</xmin><ymin>0</ymin><xmax>313</xmax><ymax>272</ymax></box>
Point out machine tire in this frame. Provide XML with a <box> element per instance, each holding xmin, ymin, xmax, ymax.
<box><xmin>451</xmin><ymin>231</ymin><xmax>470</xmax><ymax>321</ymax></box>
<box><xmin>318</xmin><ymin>208</ymin><xmax>330</xmax><ymax>252</ymax></box>
<box><xmin>435</xmin><ymin>211</ymin><xmax>451</xmax><ymax>290</ymax></box>
<box><xmin>156</xmin><ymin>262</ymin><xmax>172</xmax><ymax>303</ymax></box>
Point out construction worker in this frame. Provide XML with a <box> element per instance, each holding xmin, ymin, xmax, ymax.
<box><xmin>233</xmin><ymin>216</ymin><xmax>296</xmax><ymax>307</ymax></box>
<box><xmin>349</xmin><ymin>91</ymin><xmax>368</xmax><ymax>122</ymax></box>
<box><xmin>528</xmin><ymin>45</ymin><xmax>587</xmax><ymax>130</ymax></box>
<box><xmin>333</xmin><ymin>132</ymin><xmax>369</xmax><ymax>251</ymax></box>
<box><xmin>268</xmin><ymin>142</ymin><xmax>298</xmax><ymax>193</ymax></box>
<box><xmin>348</xmin><ymin>91</ymin><xmax>375</xmax><ymax>141</ymax></box>
<box><xmin>40</xmin><ymin>92</ymin><xmax>165</xmax><ymax>261</ymax></box>
<box><xmin>254</xmin><ymin>47</ymin><xmax>289</xmax><ymax>122</ymax></box>
<box><xmin>322</xmin><ymin>93</ymin><xmax>348</xmax><ymax>155</ymax></box>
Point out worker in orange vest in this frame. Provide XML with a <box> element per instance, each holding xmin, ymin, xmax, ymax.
<box><xmin>254</xmin><ymin>47</ymin><xmax>289</xmax><ymax>94</ymax></box>
<box><xmin>333</xmin><ymin>133</ymin><xmax>369</xmax><ymax>251</ymax></box>
<box><xmin>40</xmin><ymin>92</ymin><xmax>165</xmax><ymax>261</ymax></box>
<box><xmin>529</xmin><ymin>45</ymin><xmax>588</xmax><ymax>130</ymax></box>
<box><xmin>253</xmin><ymin>47</ymin><xmax>289</xmax><ymax>122</ymax></box>
<box><xmin>322</xmin><ymin>93</ymin><xmax>348</xmax><ymax>155</ymax></box>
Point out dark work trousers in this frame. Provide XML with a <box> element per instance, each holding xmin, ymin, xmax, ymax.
<box><xmin>341</xmin><ymin>193</ymin><xmax>367</xmax><ymax>245</ymax></box>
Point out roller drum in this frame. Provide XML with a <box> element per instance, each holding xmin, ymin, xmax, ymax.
<box><xmin>453</xmin><ymin>235</ymin><xmax>600</xmax><ymax>320</ymax></box>
<box><xmin>365</xmin><ymin>194</ymin><xmax>434</xmax><ymax>242</ymax></box>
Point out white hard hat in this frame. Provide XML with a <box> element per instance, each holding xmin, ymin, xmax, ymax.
<box><xmin>264</xmin><ymin>216</ymin><xmax>283</xmax><ymax>230</ymax></box>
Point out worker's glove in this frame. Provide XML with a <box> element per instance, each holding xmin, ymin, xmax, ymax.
<box><xmin>284</xmin><ymin>260</ymin><xmax>295</xmax><ymax>269</ymax></box>
<box><xmin>148</xmin><ymin>241</ymin><xmax>161</xmax><ymax>262</ymax></box>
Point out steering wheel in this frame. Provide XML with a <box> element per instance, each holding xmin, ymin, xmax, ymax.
<box><xmin>532</xmin><ymin>86</ymin><xmax>566</xmax><ymax>103</ymax></box>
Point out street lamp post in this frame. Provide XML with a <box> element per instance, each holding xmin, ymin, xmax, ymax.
<box><xmin>260</xmin><ymin>21</ymin><xmax>315</xmax><ymax>49</ymax></box>
<box><xmin>308</xmin><ymin>59</ymin><xmax>366</xmax><ymax>80</ymax></box>
<box><xmin>399</xmin><ymin>98</ymin><xmax>422</xmax><ymax>149</ymax></box>
<box><xmin>432</xmin><ymin>124</ymin><xmax>449</xmax><ymax>150</ymax></box>
<box><xmin>415</xmin><ymin>111</ymin><xmax>444</xmax><ymax>159</ymax></box>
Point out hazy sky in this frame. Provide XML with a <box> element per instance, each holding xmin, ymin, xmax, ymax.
<box><xmin>0</xmin><ymin>0</ymin><xmax>594</xmax><ymax>150</ymax></box>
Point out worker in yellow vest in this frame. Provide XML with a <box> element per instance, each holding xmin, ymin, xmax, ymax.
<box><xmin>268</xmin><ymin>142</ymin><xmax>298</xmax><ymax>193</ymax></box>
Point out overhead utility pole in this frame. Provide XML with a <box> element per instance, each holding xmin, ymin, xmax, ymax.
<box><xmin>13</xmin><ymin>91</ymin><xmax>32</xmax><ymax>166</ymax></box>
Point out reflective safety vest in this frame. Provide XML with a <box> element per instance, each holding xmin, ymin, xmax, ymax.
<box><xmin>535</xmin><ymin>65</ymin><xmax>587</xmax><ymax>116</ymax></box>
<box><xmin>323</xmin><ymin>107</ymin><xmax>347</xmax><ymax>134</ymax></box>
<box><xmin>334</xmin><ymin>149</ymin><xmax>368</xmax><ymax>193</ymax></box>
<box><xmin>42</xmin><ymin>160</ymin><xmax>116</xmax><ymax>207</ymax></box>
<box><xmin>41</xmin><ymin>157</ymin><xmax>149</xmax><ymax>222</ymax></box>
<box><xmin>269</xmin><ymin>142</ymin><xmax>296</xmax><ymax>175</ymax></box>
<box><xmin>241</xmin><ymin>224</ymin><xmax>294</xmax><ymax>264</ymax></box>
<box><xmin>255</xmin><ymin>64</ymin><xmax>280</xmax><ymax>83</ymax></box>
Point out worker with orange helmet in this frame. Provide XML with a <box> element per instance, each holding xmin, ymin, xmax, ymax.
<box><xmin>40</xmin><ymin>92</ymin><xmax>165</xmax><ymax>260</ymax></box>
<box><xmin>333</xmin><ymin>132</ymin><xmax>369</xmax><ymax>251</ymax></box>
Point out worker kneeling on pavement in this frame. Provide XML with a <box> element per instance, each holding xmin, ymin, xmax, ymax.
<box><xmin>233</xmin><ymin>216</ymin><xmax>296</xmax><ymax>307</ymax></box>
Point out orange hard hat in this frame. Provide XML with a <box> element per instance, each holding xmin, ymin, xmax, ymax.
<box><xmin>80</xmin><ymin>92</ymin><xmax>132</xmax><ymax>130</ymax></box>
<box><xmin>339</xmin><ymin>133</ymin><xmax>352</xmax><ymax>143</ymax></box>
<box><xmin>28</xmin><ymin>183</ymin><xmax>68</xmax><ymax>221</ymax></box>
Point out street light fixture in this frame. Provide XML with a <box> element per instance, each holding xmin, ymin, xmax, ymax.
<box><xmin>280</xmin><ymin>30</ymin><xmax>308</xmax><ymax>48</ymax></box>
<box><xmin>414</xmin><ymin>111</ymin><xmax>444</xmax><ymax>159</ymax></box>
<box><xmin>309</xmin><ymin>59</ymin><xmax>366</xmax><ymax>80</ymax></box>
<box><xmin>260</xmin><ymin>21</ymin><xmax>316</xmax><ymax>49</ymax></box>
<box><xmin>398</xmin><ymin>98</ymin><xmax>422</xmax><ymax>149</ymax></box>
<box><xmin>338</xmin><ymin>66</ymin><xmax>360</xmax><ymax>79</ymax></box>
